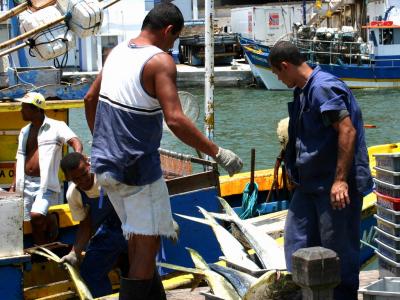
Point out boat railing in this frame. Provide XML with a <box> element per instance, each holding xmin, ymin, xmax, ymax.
<box><xmin>294</xmin><ymin>37</ymin><xmax>400</xmax><ymax>67</ymax></box>
<box><xmin>293</xmin><ymin>38</ymin><xmax>370</xmax><ymax>65</ymax></box>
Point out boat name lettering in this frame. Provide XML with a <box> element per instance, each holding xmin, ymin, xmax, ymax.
<box><xmin>0</xmin><ymin>169</ymin><xmax>14</xmax><ymax>178</ymax></box>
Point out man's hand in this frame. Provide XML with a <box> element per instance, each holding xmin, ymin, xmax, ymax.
<box><xmin>330</xmin><ymin>180</ymin><xmax>350</xmax><ymax>210</ymax></box>
<box><xmin>9</xmin><ymin>184</ymin><xmax>16</xmax><ymax>193</ymax></box>
<box><xmin>60</xmin><ymin>251</ymin><xmax>80</xmax><ymax>266</ymax></box>
<box><xmin>215</xmin><ymin>147</ymin><xmax>243</xmax><ymax>176</ymax></box>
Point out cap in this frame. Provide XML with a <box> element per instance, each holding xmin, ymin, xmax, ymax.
<box><xmin>18</xmin><ymin>92</ymin><xmax>46</xmax><ymax>109</ymax></box>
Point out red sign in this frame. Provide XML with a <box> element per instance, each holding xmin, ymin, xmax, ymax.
<box><xmin>269</xmin><ymin>13</ymin><xmax>279</xmax><ymax>28</ymax></box>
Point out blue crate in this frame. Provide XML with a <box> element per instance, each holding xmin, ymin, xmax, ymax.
<box><xmin>375</xmin><ymin>226</ymin><xmax>400</xmax><ymax>250</ymax></box>
<box><xmin>374</xmin><ymin>178</ymin><xmax>400</xmax><ymax>198</ymax></box>
<box><xmin>374</xmin><ymin>153</ymin><xmax>400</xmax><ymax>172</ymax></box>
<box><xmin>375</xmin><ymin>167</ymin><xmax>400</xmax><ymax>185</ymax></box>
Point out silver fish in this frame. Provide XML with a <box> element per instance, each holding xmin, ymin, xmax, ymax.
<box><xmin>209</xmin><ymin>263</ymin><xmax>256</xmax><ymax>298</ymax></box>
<box><xmin>217</xmin><ymin>197</ymin><xmax>286</xmax><ymax>270</ymax></box>
<box><xmin>159</xmin><ymin>248</ymin><xmax>241</xmax><ymax>300</ymax></box>
<box><xmin>175</xmin><ymin>206</ymin><xmax>260</xmax><ymax>272</ymax></box>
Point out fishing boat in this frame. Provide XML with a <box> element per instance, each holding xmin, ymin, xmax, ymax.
<box><xmin>240</xmin><ymin>0</ymin><xmax>400</xmax><ymax>90</ymax></box>
<box><xmin>0</xmin><ymin>2</ymin><xmax>392</xmax><ymax>299</ymax></box>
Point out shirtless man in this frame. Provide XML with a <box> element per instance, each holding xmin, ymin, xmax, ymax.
<box><xmin>10</xmin><ymin>92</ymin><xmax>82</xmax><ymax>245</ymax></box>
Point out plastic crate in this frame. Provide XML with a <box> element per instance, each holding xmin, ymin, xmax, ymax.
<box><xmin>376</xmin><ymin>204</ymin><xmax>400</xmax><ymax>224</ymax></box>
<box><xmin>375</xmin><ymin>227</ymin><xmax>400</xmax><ymax>250</ymax></box>
<box><xmin>375</xmin><ymin>191</ymin><xmax>400</xmax><ymax>211</ymax></box>
<box><xmin>376</xmin><ymin>238</ymin><xmax>400</xmax><ymax>263</ymax></box>
<box><xmin>375</xmin><ymin>167</ymin><xmax>400</xmax><ymax>185</ymax></box>
<box><xmin>375</xmin><ymin>214</ymin><xmax>400</xmax><ymax>236</ymax></box>
<box><xmin>374</xmin><ymin>153</ymin><xmax>400</xmax><ymax>172</ymax></box>
<box><xmin>374</xmin><ymin>178</ymin><xmax>400</xmax><ymax>198</ymax></box>
<box><xmin>376</xmin><ymin>251</ymin><xmax>400</xmax><ymax>278</ymax></box>
<box><xmin>359</xmin><ymin>275</ymin><xmax>400</xmax><ymax>299</ymax></box>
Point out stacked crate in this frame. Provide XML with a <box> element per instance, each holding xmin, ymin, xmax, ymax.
<box><xmin>373</xmin><ymin>153</ymin><xmax>400</xmax><ymax>277</ymax></box>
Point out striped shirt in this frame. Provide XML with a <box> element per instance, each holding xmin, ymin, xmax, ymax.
<box><xmin>91</xmin><ymin>40</ymin><xmax>165</xmax><ymax>186</ymax></box>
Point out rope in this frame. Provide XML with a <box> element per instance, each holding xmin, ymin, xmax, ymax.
<box><xmin>239</xmin><ymin>182</ymin><xmax>259</xmax><ymax>219</ymax></box>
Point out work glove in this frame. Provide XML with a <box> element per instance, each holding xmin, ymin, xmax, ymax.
<box><xmin>215</xmin><ymin>147</ymin><xmax>243</xmax><ymax>176</ymax></box>
<box><xmin>60</xmin><ymin>251</ymin><xmax>79</xmax><ymax>267</ymax></box>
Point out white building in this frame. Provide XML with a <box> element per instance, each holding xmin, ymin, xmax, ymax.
<box><xmin>6</xmin><ymin>0</ymin><xmax>194</xmax><ymax>71</ymax></box>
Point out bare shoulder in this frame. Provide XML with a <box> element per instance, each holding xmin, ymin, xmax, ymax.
<box><xmin>146</xmin><ymin>52</ymin><xmax>176</xmax><ymax>75</ymax></box>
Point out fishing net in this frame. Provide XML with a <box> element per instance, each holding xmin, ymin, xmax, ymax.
<box><xmin>160</xmin><ymin>149</ymin><xmax>193</xmax><ymax>179</ymax></box>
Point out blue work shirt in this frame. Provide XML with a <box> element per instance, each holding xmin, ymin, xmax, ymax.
<box><xmin>285</xmin><ymin>66</ymin><xmax>373</xmax><ymax>194</ymax></box>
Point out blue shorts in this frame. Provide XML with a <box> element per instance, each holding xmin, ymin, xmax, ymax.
<box><xmin>23</xmin><ymin>176</ymin><xmax>59</xmax><ymax>221</ymax></box>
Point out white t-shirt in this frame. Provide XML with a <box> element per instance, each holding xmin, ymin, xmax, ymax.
<box><xmin>16</xmin><ymin>116</ymin><xmax>77</xmax><ymax>193</ymax></box>
<box><xmin>66</xmin><ymin>175</ymin><xmax>102</xmax><ymax>222</ymax></box>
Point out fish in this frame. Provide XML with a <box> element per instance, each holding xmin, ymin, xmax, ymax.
<box><xmin>175</xmin><ymin>206</ymin><xmax>261</xmax><ymax>271</ymax></box>
<box><xmin>29</xmin><ymin>246</ymin><xmax>93</xmax><ymax>300</ymax></box>
<box><xmin>244</xmin><ymin>270</ymin><xmax>300</xmax><ymax>300</ymax></box>
<box><xmin>216</xmin><ymin>197</ymin><xmax>286</xmax><ymax>270</ymax></box>
<box><xmin>159</xmin><ymin>248</ymin><xmax>241</xmax><ymax>300</ymax></box>
<box><xmin>209</xmin><ymin>263</ymin><xmax>256</xmax><ymax>298</ymax></box>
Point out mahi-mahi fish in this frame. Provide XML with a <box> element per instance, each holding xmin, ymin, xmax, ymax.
<box><xmin>159</xmin><ymin>247</ymin><xmax>241</xmax><ymax>300</ymax></box>
<box><xmin>29</xmin><ymin>247</ymin><xmax>93</xmax><ymax>300</ymax></box>
<box><xmin>209</xmin><ymin>263</ymin><xmax>257</xmax><ymax>298</ymax></box>
<box><xmin>175</xmin><ymin>206</ymin><xmax>261</xmax><ymax>271</ymax></box>
<box><xmin>216</xmin><ymin>197</ymin><xmax>286</xmax><ymax>270</ymax></box>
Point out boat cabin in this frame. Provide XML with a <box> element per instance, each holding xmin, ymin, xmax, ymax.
<box><xmin>364</xmin><ymin>21</ymin><xmax>400</xmax><ymax>66</ymax></box>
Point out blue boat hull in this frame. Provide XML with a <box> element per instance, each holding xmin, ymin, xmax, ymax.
<box><xmin>242</xmin><ymin>43</ymin><xmax>400</xmax><ymax>89</ymax></box>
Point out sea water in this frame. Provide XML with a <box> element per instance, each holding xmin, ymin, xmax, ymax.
<box><xmin>69</xmin><ymin>87</ymin><xmax>400</xmax><ymax>174</ymax></box>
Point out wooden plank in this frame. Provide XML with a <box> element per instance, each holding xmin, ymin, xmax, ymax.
<box><xmin>358</xmin><ymin>270</ymin><xmax>379</xmax><ymax>300</ymax></box>
<box><xmin>245</xmin><ymin>210</ymin><xmax>287</xmax><ymax>238</ymax></box>
<box><xmin>166</xmin><ymin>171</ymin><xmax>219</xmax><ymax>195</ymax></box>
<box><xmin>24</xmin><ymin>279</ymin><xmax>75</xmax><ymax>300</ymax></box>
<box><xmin>166</xmin><ymin>287</ymin><xmax>208</xmax><ymax>300</ymax></box>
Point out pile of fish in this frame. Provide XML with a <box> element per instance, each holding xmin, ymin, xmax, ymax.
<box><xmin>161</xmin><ymin>197</ymin><xmax>300</xmax><ymax>300</ymax></box>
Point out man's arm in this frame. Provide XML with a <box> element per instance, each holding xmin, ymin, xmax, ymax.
<box><xmin>142</xmin><ymin>53</ymin><xmax>242</xmax><ymax>176</ymax></box>
<box><xmin>330</xmin><ymin>116</ymin><xmax>356</xmax><ymax>209</ymax></box>
<box><xmin>67</xmin><ymin>137</ymin><xmax>83</xmax><ymax>153</ymax></box>
<box><xmin>60</xmin><ymin>215</ymin><xmax>92</xmax><ymax>266</ymax></box>
<box><xmin>150</xmin><ymin>54</ymin><xmax>219</xmax><ymax>157</ymax></box>
<box><xmin>84</xmin><ymin>72</ymin><xmax>102</xmax><ymax>134</ymax></box>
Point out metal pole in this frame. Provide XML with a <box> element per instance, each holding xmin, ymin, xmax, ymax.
<box><xmin>302</xmin><ymin>0</ymin><xmax>306</xmax><ymax>25</ymax></box>
<box><xmin>204</xmin><ymin>0</ymin><xmax>214</xmax><ymax>150</ymax></box>
<box><xmin>193</xmin><ymin>0</ymin><xmax>198</xmax><ymax>20</ymax></box>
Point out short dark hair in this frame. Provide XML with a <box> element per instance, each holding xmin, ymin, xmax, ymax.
<box><xmin>141</xmin><ymin>3</ymin><xmax>184</xmax><ymax>34</ymax></box>
<box><xmin>268</xmin><ymin>41</ymin><xmax>306</xmax><ymax>70</ymax></box>
<box><xmin>61</xmin><ymin>152</ymin><xmax>85</xmax><ymax>175</ymax></box>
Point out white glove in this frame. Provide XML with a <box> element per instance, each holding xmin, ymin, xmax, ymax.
<box><xmin>215</xmin><ymin>147</ymin><xmax>243</xmax><ymax>176</ymax></box>
<box><xmin>60</xmin><ymin>251</ymin><xmax>79</xmax><ymax>266</ymax></box>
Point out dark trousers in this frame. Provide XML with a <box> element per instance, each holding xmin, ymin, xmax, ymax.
<box><xmin>284</xmin><ymin>188</ymin><xmax>362</xmax><ymax>300</ymax></box>
<box><xmin>80</xmin><ymin>225</ymin><xmax>128</xmax><ymax>298</ymax></box>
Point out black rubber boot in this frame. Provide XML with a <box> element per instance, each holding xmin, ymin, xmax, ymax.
<box><xmin>119</xmin><ymin>277</ymin><xmax>152</xmax><ymax>300</ymax></box>
<box><xmin>148</xmin><ymin>269</ymin><xmax>166</xmax><ymax>300</ymax></box>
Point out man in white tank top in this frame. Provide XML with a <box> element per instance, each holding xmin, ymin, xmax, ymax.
<box><xmin>84</xmin><ymin>3</ymin><xmax>243</xmax><ymax>299</ymax></box>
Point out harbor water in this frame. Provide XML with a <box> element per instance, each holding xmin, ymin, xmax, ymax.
<box><xmin>69</xmin><ymin>87</ymin><xmax>400</xmax><ymax>174</ymax></box>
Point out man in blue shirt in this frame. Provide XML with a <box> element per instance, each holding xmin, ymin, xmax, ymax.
<box><xmin>60</xmin><ymin>152</ymin><xmax>128</xmax><ymax>298</ymax></box>
<box><xmin>269</xmin><ymin>41</ymin><xmax>373</xmax><ymax>300</ymax></box>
